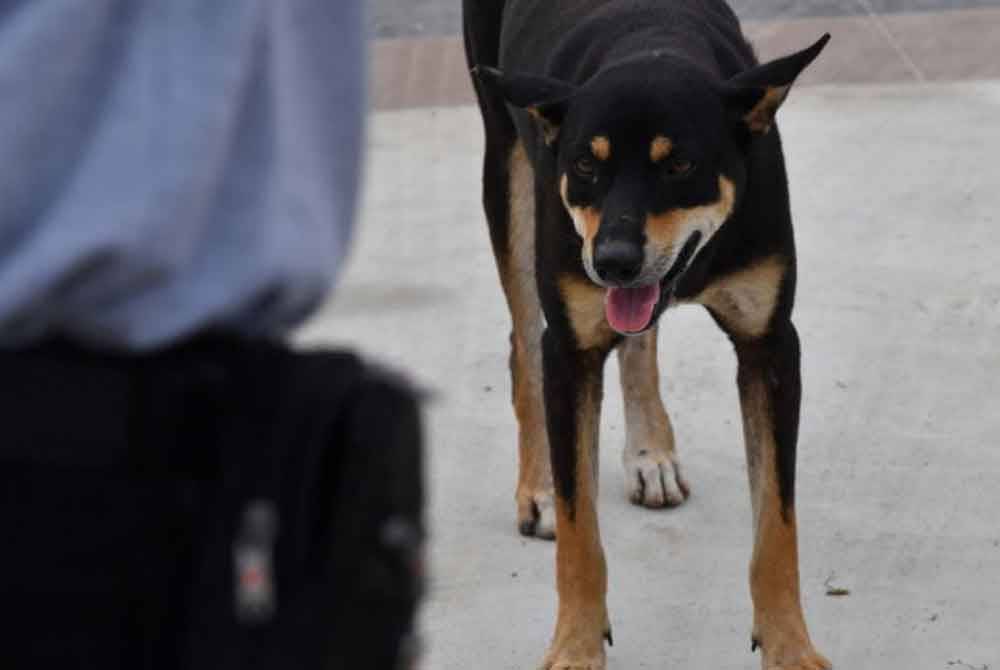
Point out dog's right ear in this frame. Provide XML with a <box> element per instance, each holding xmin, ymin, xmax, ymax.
<box><xmin>473</xmin><ymin>66</ymin><xmax>576</xmax><ymax>145</ymax></box>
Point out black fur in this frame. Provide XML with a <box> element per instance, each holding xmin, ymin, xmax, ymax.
<box><xmin>465</xmin><ymin>0</ymin><xmax>829</xmax><ymax>661</ymax></box>
<box><xmin>467</xmin><ymin>0</ymin><xmax>825</xmax><ymax>519</ymax></box>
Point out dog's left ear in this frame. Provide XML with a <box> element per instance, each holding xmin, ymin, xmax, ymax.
<box><xmin>724</xmin><ymin>34</ymin><xmax>830</xmax><ymax>136</ymax></box>
<box><xmin>473</xmin><ymin>65</ymin><xmax>577</xmax><ymax>145</ymax></box>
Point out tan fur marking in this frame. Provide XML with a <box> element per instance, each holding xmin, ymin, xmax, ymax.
<box><xmin>560</xmin><ymin>174</ymin><xmax>601</xmax><ymax>242</ymax></box>
<box><xmin>649</xmin><ymin>135</ymin><xmax>673</xmax><ymax>163</ymax></box>
<box><xmin>645</xmin><ymin>175</ymin><xmax>736</xmax><ymax>249</ymax></box>
<box><xmin>528</xmin><ymin>106</ymin><xmax>560</xmax><ymax>145</ymax></box>
<box><xmin>558</xmin><ymin>275</ymin><xmax>614</xmax><ymax>351</ymax></box>
<box><xmin>544</xmin><ymin>368</ymin><xmax>608</xmax><ymax>669</ymax></box>
<box><xmin>618</xmin><ymin>329</ymin><xmax>671</xmax><ymax>446</ymax></box>
<box><xmin>508</xmin><ymin>141</ymin><xmax>553</xmax><ymax>534</ymax></box>
<box><xmin>745</xmin><ymin>85</ymin><xmax>790</xmax><ymax>135</ymax></box>
<box><xmin>695</xmin><ymin>255</ymin><xmax>786</xmax><ymax>339</ymax></box>
<box><xmin>547</xmin><ymin>492</ymin><xmax>608</xmax><ymax>667</ymax></box>
<box><xmin>590</xmin><ymin>135</ymin><xmax>611</xmax><ymax>161</ymax></box>
<box><xmin>740</xmin><ymin>374</ymin><xmax>830</xmax><ymax>669</ymax></box>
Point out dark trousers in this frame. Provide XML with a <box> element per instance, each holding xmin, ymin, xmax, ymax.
<box><xmin>0</xmin><ymin>336</ymin><xmax>423</xmax><ymax>669</ymax></box>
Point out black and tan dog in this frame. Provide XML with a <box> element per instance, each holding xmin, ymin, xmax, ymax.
<box><xmin>464</xmin><ymin>1</ymin><xmax>830</xmax><ymax>668</ymax></box>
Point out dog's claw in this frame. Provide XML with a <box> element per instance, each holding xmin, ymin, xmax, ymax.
<box><xmin>604</xmin><ymin>628</ymin><xmax>613</xmax><ymax>647</ymax></box>
<box><xmin>752</xmin><ymin>637</ymin><xmax>760</xmax><ymax>652</ymax></box>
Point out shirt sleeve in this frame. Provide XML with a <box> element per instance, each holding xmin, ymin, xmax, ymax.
<box><xmin>0</xmin><ymin>0</ymin><xmax>367</xmax><ymax>350</ymax></box>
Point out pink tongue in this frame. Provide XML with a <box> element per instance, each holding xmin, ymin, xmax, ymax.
<box><xmin>605</xmin><ymin>284</ymin><xmax>661</xmax><ymax>334</ymax></box>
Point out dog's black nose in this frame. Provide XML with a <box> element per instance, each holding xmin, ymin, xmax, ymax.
<box><xmin>594</xmin><ymin>241</ymin><xmax>643</xmax><ymax>284</ymax></box>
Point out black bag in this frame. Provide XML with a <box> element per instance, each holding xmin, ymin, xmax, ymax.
<box><xmin>0</xmin><ymin>338</ymin><xmax>424</xmax><ymax>670</ymax></box>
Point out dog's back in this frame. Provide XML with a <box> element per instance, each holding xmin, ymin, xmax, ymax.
<box><xmin>489</xmin><ymin>0</ymin><xmax>754</xmax><ymax>81</ymax></box>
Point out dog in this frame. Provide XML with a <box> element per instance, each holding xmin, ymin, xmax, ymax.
<box><xmin>463</xmin><ymin>1</ymin><xmax>830</xmax><ymax>668</ymax></box>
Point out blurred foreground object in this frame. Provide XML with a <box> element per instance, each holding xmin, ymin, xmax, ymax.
<box><xmin>0</xmin><ymin>0</ymin><xmax>364</xmax><ymax>350</ymax></box>
<box><xmin>1</xmin><ymin>339</ymin><xmax>425</xmax><ymax>669</ymax></box>
<box><xmin>0</xmin><ymin>2</ymin><xmax>424</xmax><ymax>668</ymax></box>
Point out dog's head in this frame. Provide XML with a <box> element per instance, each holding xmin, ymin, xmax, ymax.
<box><xmin>477</xmin><ymin>35</ymin><xmax>828</xmax><ymax>335</ymax></box>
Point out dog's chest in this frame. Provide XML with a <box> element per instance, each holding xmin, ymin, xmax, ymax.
<box><xmin>677</xmin><ymin>256</ymin><xmax>786</xmax><ymax>338</ymax></box>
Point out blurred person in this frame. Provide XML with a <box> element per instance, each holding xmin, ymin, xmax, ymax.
<box><xmin>0</xmin><ymin>2</ymin><xmax>423</xmax><ymax>668</ymax></box>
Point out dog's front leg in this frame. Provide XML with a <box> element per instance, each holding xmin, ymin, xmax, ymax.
<box><xmin>735</xmin><ymin>321</ymin><xmax>830</xmax><ymax>670</ymax></box>
<box><xmin>539</xmin><ymin>326</ymin><xmax>610</xmax><ymax>670</ymax></box>
<box><xmin>618</xmin><ymin>325</ymin><xmax>689</xmax><ymax>509</ymax></box>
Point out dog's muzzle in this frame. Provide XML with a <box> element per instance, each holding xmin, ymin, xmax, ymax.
<box><xmin>602</xmin><ymin>232</ymin><xmax>702</xmax><ymax>336</ymax></box>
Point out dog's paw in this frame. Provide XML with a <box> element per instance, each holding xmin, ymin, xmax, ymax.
<box><xmin>623</xmin><ymin>444</ymin><xmax>689</xmax><ymax>508</ymax></box>
<box><xmin>540</xmin><ymin>660</ymin><xmax>605</xmax><ymax>670</ymax></box>
<box><xmin>539</xmin><ymin>607</ymin><xmax>610</xmax><ymax>670</ymax></box>
<box><xmin>756</xmin><ymin>633</ymin><xmax>832</xmax><ymax>670</ymax></box>
<box><xmin>517</xmin><ymin>487</ymin><xmax>556</xmax><ymax>540</ymax></box>
<box><xmin>539</xmin><ymin>636</ymin><xmax>607</xmax><ymax>670</ymax></box>
<box><xmin>764</xmin><ymin>650</ymin><xmax>832</xmax><ymax>670</ymax></box>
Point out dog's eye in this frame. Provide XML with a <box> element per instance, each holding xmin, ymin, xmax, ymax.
<box><xmin>573</xmin><ymin>157</ymin><xmax>596</xmax><ymax>178</ymax></box>
<box><xmin>664</xmin><ymin>157</ymin><xmax>695</xmax><ymax>177</ymax></box>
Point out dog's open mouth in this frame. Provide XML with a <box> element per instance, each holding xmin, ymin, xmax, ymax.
<box><xmin>606</xmin><ymin>284</ymin><xmax>660</xmax><ymax>334</ymax></box>
<box><xmin>604</xmin><ymin>232</ymin><xmax>702</xmax><ymax>335</ymax></box>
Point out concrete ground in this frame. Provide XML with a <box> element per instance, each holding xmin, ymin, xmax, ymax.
<box><xmin>370</xmin><ymin>0</ymin><xmax>1000</xmax><ymax>37</ymax></box>
<box><xmin>297</xmin><ymin>79</ymin><xmax>1000</xmax><ymax>668</ymax></box>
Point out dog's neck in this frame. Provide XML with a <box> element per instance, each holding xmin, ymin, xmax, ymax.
<box><xmin>545</xmin><ymin>6</ymin><xmax>751</xmax><ymax>86</ymax></box>
<box><xmin>551</xmin><ymin>25</ymin><xmax>720</xmax><ymax>84</ymax></box>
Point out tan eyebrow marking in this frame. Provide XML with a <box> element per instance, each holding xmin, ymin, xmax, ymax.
<box><xmin>560</xmin><ymin>174</ymin><xmax>601</xmax><ymax>242</ymax></box>
<box><xmin>590</xmin><ymin>135</ymin><xmax>611</xmax><ymax>161</ymax></box>
<box><xmin>650</xmin><ymin>135</ymin><xmax>673</xmax><ymax>163</ymax></box>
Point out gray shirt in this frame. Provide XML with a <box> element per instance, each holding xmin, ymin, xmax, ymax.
<box><xmin>0</xmin><ymin>0</ymin><xmax>364</xmax><ymax>351</ymax></box>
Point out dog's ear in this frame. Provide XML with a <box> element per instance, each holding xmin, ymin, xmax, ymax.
<box><xmin>473</xmin><ymin>65</ymin><xmax>576</xmax><ymax>145</ymax></box>
<box><xmin>724</xmin><ymin>34</ymin><xmax>830</xmax><ymax>136</ymax></box>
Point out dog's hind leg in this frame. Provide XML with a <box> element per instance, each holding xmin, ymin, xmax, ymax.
<box><xmin>617</xmin><ymin>326</ymin><xmax>690</xmax><ymax>508</ymax></box>
<box><xmin>479</xmin><ymin>139</ymin><xmax>553</xmax><ymax>540</ymax></box>
<box><xmin>466</xmin><ymin>2</ymin><xmax>555</xmax><ymax>539</ymax></box>
<box><xmin>505</xmin><ymin>141</ymin><xmax>554</xmax><ymax>539</ymax></box>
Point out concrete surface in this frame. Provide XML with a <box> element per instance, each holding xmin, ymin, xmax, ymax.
<box><xmin>296</xmin><ymin>80</ymin><xmax>1000</xmax><ymax>668</ymax></box>
<box><xmin>370</xmin><ymin>0</ymin><xmax>1000</xmax><ymax>37</ymax></box>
